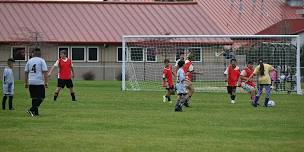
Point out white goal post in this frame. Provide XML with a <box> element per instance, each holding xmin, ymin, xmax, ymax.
<box><xmin>122</xmin><ymin>35</ymin><xmax>302</xmax><ymax>95</ymax></box>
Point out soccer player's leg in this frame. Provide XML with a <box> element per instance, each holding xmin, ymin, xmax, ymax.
<box><xmin>264</xmin><ymin>85</ymin><xmax>271</xmax><ymax>107</ymax></box>
<box><xmin>8</xmin><ymin>95</ymin><xmax>14</xmax><ymax>110</ymax></box>
<box><xmin>54</xmin><ymin>79</ymin><xmax>64</xmax><ymax>101</ymax></box>
<box><xmin>165</xmin><ymin>86</ymin><xmax>174</xmax><ymax>103</ymax></box>
<box><xmin>2</xmin><ymin>95</ymin><xmax>7</xmax><ymax>110</ymax></box>
<box><xmin>67</xmin><ymin>79</ymin><xmax>76</xmax><ymax>101</ymax></box>
<box><xmin>184</xmin><ymin>81</ymin><xmax>193</xmax><ymax>107</ymax></box>
<box><xmin>253</xmin><ymin>85</ymin><xmax>264</xmax><ymax>107</ymax></box>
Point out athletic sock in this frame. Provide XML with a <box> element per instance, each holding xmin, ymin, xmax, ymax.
<box><xmin>264</xmin><ymin>98</ymin><xmax>270</xmax><ymax>107</ymax></box>
<box><xmin>166</xmin><ymin>96</ymin><xmax>171</xmax><ymax>101</ymax></box>
<box><xmin>231</xmin><ymin>95</ymin><xmax>236</xmax><ymax>100</ymax></box>
<box><xmin>71</xmin><ymin>93</ymin><xmax>76</xmax><ymax>101</ymax></box>
<box><xmin>2</xmin><ymin>96</ymin><xmax>7</xmax><ymax>110</ymax></box>
<box><xmin>54</xmin><ymin>93</ymin><xmax>58</xmax><ymax>101</ymax></box>
<box><xmin>8</xmin><ymin>96</ymin><xmax>13</xmax><ymax>110</ymax></box>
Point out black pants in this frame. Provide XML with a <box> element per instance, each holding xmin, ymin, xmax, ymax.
<box><xmin>30</xmin><ymin>99</ymin><xmax>43</xmax><ymax>115</ymax></box>
<box><xmin>29</xmin><ymin>85</ymin><xmax>45</xmax><ymax>115</ymax></box>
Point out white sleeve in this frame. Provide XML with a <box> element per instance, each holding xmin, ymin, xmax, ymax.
<box><xmin>24</xmin><ymin>62</ymin><xmax>29</xmax><ymax>72</ymax></box>
<box><xmin>240</xmin><ymin>70</ymin><xmax>247</xmax><ymax>76</ymax></box>
<box><xmin>53</xmin><ymin>60</ymin><xmax>59</xmax><ymax>67</ymax></box>
<box><xmin>188</xmin><ymin>64</ymin><xmax>194</xmax><ymax>72</ymax></box>
<box><xmin>42</xmin><ymin>60</ymin><xmax>48</xmax><ymax>72</ymax></box>
<box><xmin>224</xmin><ymin>67</ymin><xmax>228</xmax><ymax>75</ymax></box>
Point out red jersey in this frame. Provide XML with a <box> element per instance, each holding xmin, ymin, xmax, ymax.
<box><xmin>58</xmin><ymin>58</ymin><xmax>72</xmax><ymax>80</ymax></box>
<box><xmin>183</xmin><ymin>60</ymin><xmax>193</xmax><ymax>81</ymax></box>
<box><xmin>225</xmin><ymin>65</ymin><xmax>240</xmax><ymax>86</ymax></box>
<box><xmin>163</xmin><ymin>64</ymin><xmax>174</xmax><ymax>87</ymax></box>
<box><xmin>243</xmin><ymin>67</ymin><xmax>256</xmax><ymax>87</ymax></box>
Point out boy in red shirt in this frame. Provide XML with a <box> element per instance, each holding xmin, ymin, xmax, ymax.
<box><xmin>224</xmin><ymin>59</ymin><xmax>240</xmax><ymax>104</ymax></box>
<box><xmin>240</xmin><ymin>61</ymin><xmax>256</xmax><ymax>102</ymax></box>
<box><xmin>162</xmin><ymin>59</ymin><xmax>175</xmax><ymax>103</ymax></box>
<box><xmin>48</xmin><ymin>50</ymin><xmax>76</xmax><ymax>101</ymax></box>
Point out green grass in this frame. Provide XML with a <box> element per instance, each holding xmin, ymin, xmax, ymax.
<box><xmin>0</xmin><ymin>81</ymin><xmax>304</xmax><ymax>152</ymax></box>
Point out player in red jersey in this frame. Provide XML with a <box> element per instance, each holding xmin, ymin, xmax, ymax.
<box><xmin>48</xmin><ymin>50</ymin><xmax>76</xmax><ymax>101</ymax></box>
<box><xmin>162</xmin><ymin>59</ymin><xmax>175</xmax><ymax>103</ymax></box>
<box><xmin>224</xmin><ymin>59</ymin><xmax>240</xmax><ymax>104</ymax></box>
<box><xmin>240</xmin><ymin>61</ymin><xmax>256</xmax><ymax>102</ymax></box>
<box><xmin>183</xmin><ymin>53</ymin><xmax>195</xmax><ymax>107</ymax></box>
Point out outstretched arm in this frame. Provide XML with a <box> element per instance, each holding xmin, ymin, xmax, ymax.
<box><xmin>48</xmin><ymin>60</ymin><xmax>58</xmax><ymax>77</ymax></box>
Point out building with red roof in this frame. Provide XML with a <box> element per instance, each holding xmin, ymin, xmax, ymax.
<box><xmin>0</xmin><ymin>0</ymin><xmax>303</xmax><ymax>80</ymax></box>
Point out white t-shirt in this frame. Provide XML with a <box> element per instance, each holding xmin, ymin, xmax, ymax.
<box><xmin>176</xmin><ymin>68</ymin><xmax>186</xmax><ymax>94</ymax></box>
<box><xmin>2</xmin><ymin>67</ymin><xmax>14</xmax><ymax>95</ymax></box>
<box><xmin>25</xmin><ymin>57</ymin><xmax>48</xmax><ymax>85</ymax></box>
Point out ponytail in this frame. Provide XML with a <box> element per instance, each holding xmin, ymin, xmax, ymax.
<box><xmin>259</xmin><ymin>61</ymin><xmax>265</xmax><ymax>76</ymax></box>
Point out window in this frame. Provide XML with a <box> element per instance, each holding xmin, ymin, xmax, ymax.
<box><xmin>175</xmin><ymin>48</ymin><xmax>186</xmax><ymax>61</ymax></box>
<box><xmin>146</xmin><ymin>48</ymin><xmax>157</xmax><ymax>62</ymax></box>
<box><xmin>71</xmin><ymin>47</ymin><xmax>85</xmax><ymax>62</ymax></box>
<box><xmin>12</xmin><ymin>47</ymin><xmax>26</xmax><ymax>61</ymax></box>
<box><xmin>87</xmin><ymin>47</ymin><xmax>99</xmax><ymax>62</ymax></box>
<box><xmin>58</xmin><ymin>46</ymin><xmax>69</xmax><ymax>58</ymax></box>
<box><xmin>188</xmin><ymin>47</ymin><xmax>202</xmax><ymax>62</ymax></box>
<box><xmin>130</xmin><ymin>47</ymin><xmax>144</xmax><ymax>62</ymax></box>
<box><xmin>117</xmin><ymin>47</ymin><xmax>128</xmax><ymax>62</ymax></box>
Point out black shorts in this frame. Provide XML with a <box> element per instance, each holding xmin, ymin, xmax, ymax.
<box><xmin>57</xmin><ymin>79</ymin><xmax>73</xmax><ymax>88</ymax></box>
<box><xmin>29</xmin><ymin>85</ymin><xmax>45</xmax><ymax>99</ymax></box>
<box><xmin>227</xmin><ymin>86</ymin><xmax>236</xmax><ymax>94</ymax></box>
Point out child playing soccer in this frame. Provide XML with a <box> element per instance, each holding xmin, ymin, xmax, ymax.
<box><xmin>224</xmin><ymin>59</ymin><xmax>240</xmax><ymax>104</ymax></box>
<box><xmin>175</xmin><ymin>60</ymin><xmax>188</xmax><ymax>112</ymax></box>
<box><xmin>2</xmin><ymin>58</ymin><xmax>15</xmax><ymax>110</ymax></box>
<box><xmin>162</xmin><ymin>59</ymin><xmax>175</xmax><ymax>103</ymax></box>
<box><xmin>240</xmin><ymin>61</ymin><xmax>256</xmax><ymax>102</ymax></box>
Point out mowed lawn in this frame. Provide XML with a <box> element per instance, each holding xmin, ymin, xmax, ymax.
<box><xmin>0</xmin><ymin>81</ymin><xmax>304</xmax><ymax>152</ymax></box>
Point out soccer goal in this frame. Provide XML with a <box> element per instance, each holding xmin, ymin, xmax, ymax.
<box><xmin>121</xmin><ymin>35</ymin><xmax>302</xmax><ymax>95</ymax></box>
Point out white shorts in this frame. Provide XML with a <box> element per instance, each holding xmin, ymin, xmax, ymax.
<box><xmin>241</xmin><ymin>82</ymin><xmax>255</xmax><ymax>93</ymax></box>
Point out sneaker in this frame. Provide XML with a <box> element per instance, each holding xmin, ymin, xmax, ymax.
<box><xmin>162</xmin><ymin>96</ymin><xmax>166</xmax><ymax>103</ymax></box>
<box><xmin>184</xmin><ymin>102</ymin><xmax>190</xmax><ymax>107</ymax></box>
<box><xmin>27</xmin><ymin>110</ymin><xmax>34</xmax><ymax>117</ymax></box>
<box><xmin>251</xmin><ymin>101</ymin><xmax>258</xmax><ymax>107</ymax></box>
<box><xmin>168</xmin><ymin>100</ymin><xmax>172</xmax><ymax>104</ymax></box>
<box><xmin>231</xmin><ymin>100</ymin><xmax>235</xmax><ymax>104</ymax></box>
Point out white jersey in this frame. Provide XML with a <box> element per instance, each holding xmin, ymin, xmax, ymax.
<box><xmin>176</xmin><ymin>68</ymin><xmax>186</xmax><ymax>94</ymax></box>
<box><xmin>2</xmin><ymin>67</ymin><xmax>14</xmax><ymax>95</ymax></box>
<box><xmin>25</xmin><ymin>57</ymin><xmax>48</xmax><ymax>85</ymax></box>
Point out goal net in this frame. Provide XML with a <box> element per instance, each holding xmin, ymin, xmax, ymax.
<box><xmin>122</xmin><ymin>35</ymin><xmax>302</xmax><ymax>95</ymax></box>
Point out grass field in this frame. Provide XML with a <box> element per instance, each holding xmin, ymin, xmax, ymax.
<box><xmin>0</xmin><ymin>81</ymin><xmax>304</xmax><ymax>152</ymax></box>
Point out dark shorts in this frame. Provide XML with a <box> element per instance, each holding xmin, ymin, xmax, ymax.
<box><xmin>29</xmin><ymin>85</ymin><xmax>45</xmax><ymax>99</ymax></box>
<box><xmin>57</xmin><ymin>79</ymin><xmax>73</xmax><ymax>88</ymax></box>
<box><xmin>227</xmin><ymin>86</ymin><xmax>236</xmax><ymax>94</ymax></box>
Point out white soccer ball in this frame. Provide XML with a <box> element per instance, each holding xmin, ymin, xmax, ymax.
<box><xmin>267</xmin><ymin>100</ymin><xmax>276</xmax><ymax>107</ymax></box>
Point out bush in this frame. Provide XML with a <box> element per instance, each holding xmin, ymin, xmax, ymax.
<box><xmin>82</xmin><ymin>71</ymin><xmax>95</xmax><ymax>80</ymax></box>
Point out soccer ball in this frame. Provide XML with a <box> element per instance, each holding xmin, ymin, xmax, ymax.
<box><xmin>267</xmin><ymin>100</ymin><xmax>276</xmax><ymax>107</ymax></box>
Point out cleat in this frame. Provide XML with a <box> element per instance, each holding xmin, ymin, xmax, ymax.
<box><xmin>231</xmin><ymin>100</ymin><xmax>235</xmax><ymax>104</ymax></box>
<box><xmin>184</xmin><ymin>102</ymin><xmax>190</xmax><ymax>107</ymax></box>
<box><xmin>162</xmin><ymin>96</ymin><xmax>166</xmax><ymax>102</ymax></box>
<box><xmin>27</xmin><ymin>110</ymin><xmax>34</xmax><ymax>117</ymax></box>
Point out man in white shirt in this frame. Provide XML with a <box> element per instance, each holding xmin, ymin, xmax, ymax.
<box><xmin>24</xmin><ymin>48</ymin><xmax>48</xmax><ymax>117</ymax></box>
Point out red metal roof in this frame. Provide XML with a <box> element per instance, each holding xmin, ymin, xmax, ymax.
<box><xmin>198</xmin><ymin>0</ymin><xmax>304</xmax><ymax>35</ymax></box>
<box><xmin>0</xmin><ymin>0</ymin><xmax>225</xmax><ymax>43</ymax></box>
<box><xmin>257</xmin><ymin>19</ymin><xmax>304</xmax><ymax>34</ymax></box>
